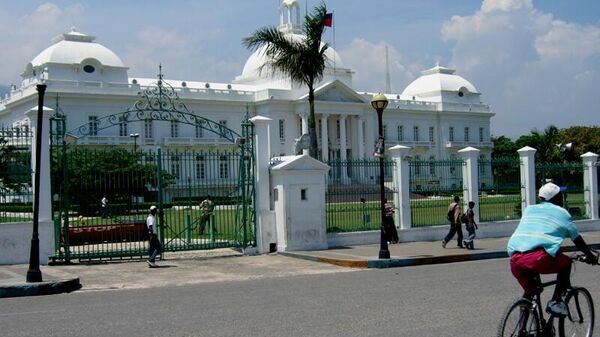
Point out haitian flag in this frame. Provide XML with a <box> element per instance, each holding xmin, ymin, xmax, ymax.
<box><xmin>324</xmin><ymin>13</ymin><xmax>333</xmax><ymax>27</ymax></box>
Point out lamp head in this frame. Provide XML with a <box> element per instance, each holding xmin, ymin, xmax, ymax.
<box><xmin>371</xmin><ymin>93</ymin><xmax>388</xmax><ymax>111</ymax></box>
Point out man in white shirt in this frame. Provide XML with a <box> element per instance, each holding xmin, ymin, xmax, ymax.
<box><xmin>146</xmin><ymin>205</ymin><xmax>161</xmax><ymax>267</ymax></box>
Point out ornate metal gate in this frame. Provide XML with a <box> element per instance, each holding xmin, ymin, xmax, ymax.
<box><xmin>50</xmin><ymin>73</ymin><xmax>255</xmax><ymax>262</ymax></box>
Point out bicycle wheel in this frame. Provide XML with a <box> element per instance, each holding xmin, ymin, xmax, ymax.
<box><xmin>498</xmin><ymin>298</ymin><xmax>541</xmax><ymax>337</ymax></box>
<box><xmin>560</xmin><ymin>287</ymin><xmax>594</xmax><ymax>337</ymax></box>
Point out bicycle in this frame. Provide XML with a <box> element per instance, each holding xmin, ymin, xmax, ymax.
<box><xmin>497</xmin><ymin>254</ymin><xmax>596</xmax><ymax>337</ymax></box>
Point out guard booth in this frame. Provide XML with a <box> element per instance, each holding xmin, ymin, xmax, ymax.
<box><xmin>270</xmin><ymin>155</ymin><xmax>329</xmax><ymax>251</ymax></box>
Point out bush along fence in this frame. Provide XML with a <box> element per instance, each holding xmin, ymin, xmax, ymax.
<box><xmin>324</xmin><ymin>145</ymin><xmax>600</xmax><ymax>233</ymax></box>
<box><xmin>0</xmin><ymin>126</ymin><xmax>33</xmax><ymax>223</ymax></box>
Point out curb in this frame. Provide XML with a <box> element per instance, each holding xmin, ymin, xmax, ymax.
<box><xmin>0</xmin><ymin>278</ymin><xmax>81</xmax><ymax>298</ymax></box>
<box><xmin>279</xmin><ymin>243</ymin><xmax>600</xmax><ymax>270</ymax></box>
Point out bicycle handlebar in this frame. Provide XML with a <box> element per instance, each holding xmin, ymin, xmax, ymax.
<box><xmin>571</xmin><ymin>249</ymin><xmax>599</xmax><ymax>265</ymax></box>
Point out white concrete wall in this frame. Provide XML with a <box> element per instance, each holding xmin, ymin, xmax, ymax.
<box><xmin>327</xmin><ymin>219</ymin><xmax>600</xmax><ymax>248</ymax></box>
<box><xmin>0</xmin><ymin>221</ymin><xmax>54</xmax><ymax>265</ymax></box>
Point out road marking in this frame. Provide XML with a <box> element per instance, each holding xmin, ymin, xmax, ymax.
<box><xmin>0</xmin><ymin>309</ymin><xmax>66</xmax><ymax>317</ymax></box>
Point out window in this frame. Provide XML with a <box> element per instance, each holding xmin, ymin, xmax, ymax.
<box><xmin>464</xmin><ymin>127</ymin><xmax>470</xmax><ymax>142</ymax></box>
<box><xmin>195</xmin><ymin>156</ymin><xmax>205</xmax><ymax>180</ymax></box>
<box><xmin>88</xmin><ymin>116</ymin><xmax>98</xmax><ymax>136</ymax></box>
<box><xmin>336</xmin><ymin>120</ymin><xmax>341</xmax><ymax>139</ymax></box>
<box><xmin>397</xmin><ymin>125</ymin><xmax>403</xmax><ymax>141</ymax></box>
<box><xmin>279</xmin><ymin>119</ymin><xmax>285</xmax><ymax>141</ymax></box>
<box><xmin>479</xmin><ymin>154</ymin><xmax>486</xmax><ymax>175</ymax></box>
<box><xmin>383</xmin><ymin>125</ymin><xmax>388</xmax><ymax>139</ymax></box>
<box><xmin>301</xmin><ymin>189</ymin><xmax>307</xmax><ymax>200</ymax></box>
<box><xmin>219</xmin><ymin>156</ymin><xmax>229</xmax><ymax>179</ymax></box>
<box><xmin>219</xmin><ymin>120</ymin><xmax>227</xmax><ymax>139</ymax></box>
<box><xmin>170</xmin><ymin>120</ymin><xmax>179</xmax><ymax>138</ymax></box>
<box><xmin>318</xmin><ymin>120</ymin><xmax>322</xmax><ymax>140</ymax></box>
<box><xmin>195</xmin><ymin>123</ymin><xmax>203</xmax><ymax>138</ymax></box>
<box><xmin>479</xmin><ymin>127</ymin><xmax>484</xmax><ymax>142</ymax></box>
<box><xmin>119</xmin><ymin>117</ymin><xmax>128</xmax><ymax>137</ymax></box>
<box><xmin>83</xmin><ymin>65</ymin><xmax>95</xmax><ymax>73</ymax></box>
<box><xmin>413</xmin><ymin>126</ymin><xmax>419</xmax><ymax>142</ymax></box>
<box><xmin>429</xmin><ymin>126</ymin><xmax>435</xmax><ymax>143</ymax></box>
<box><xmin>449</xmin><ymin>126</ymin><xmax>454</xmax><ymax>142</ymax></box>
<box><xmin>144</xmin><ymin>119</ymin><xmax>153</xmax><ymax>139</ymax></box>
<box><xmin>171</xmin><ymin>155</ymin><xmax>180</xmax><ymax>179</ymax></box>
<box><xmin>55</xmin><ymin>116</ymin><xmax>65</xmax><ymax>136</ymax></box>
<box><xmin>429</xmin><ymin>156</ymin><xmax>436</xmax><ymax>176</ymax></box>
<box><xmin>413</xmin><ymin>155</ymin><xmax>421</xmax><ymax>175</ymax></box>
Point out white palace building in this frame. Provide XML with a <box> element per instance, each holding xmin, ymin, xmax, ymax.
<box><xmin>0</xmin><ymin>1</ymin><xmax>494</xmax><ymax>168</ymax></box>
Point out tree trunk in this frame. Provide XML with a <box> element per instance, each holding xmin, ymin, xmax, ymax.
<box><xmin>307</xmin><ymin>87</ymin><xmax>318</xmax><ymax>159</ymax></box>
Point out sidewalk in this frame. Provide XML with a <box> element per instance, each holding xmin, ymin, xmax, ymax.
<box><xmin>2</xmin><ymin>232</ymin><xmax>600</xmax><ymax>298</ymax></box>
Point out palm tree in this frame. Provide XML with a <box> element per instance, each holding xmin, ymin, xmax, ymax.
<box><xmin>242</xmin><ymin>2</ymin><xmax>330</xmax><ymax>159</ymax></box>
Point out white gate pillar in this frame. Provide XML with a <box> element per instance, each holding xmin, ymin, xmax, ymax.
<box><xmin>26</xmin><ymin>105</ymin><xmax>54</xmax><ymax>222</ymax></box>
<box><xmin>249</xmin><ymin>116</ymin><xmax>273</xmax><ymax>254</ymax></box>
<box><xmin>518</xmin><ymin>146</ymin><xmax>537</xmax><ymax>211</ymax></box>
<box><xmin>581</xmin><ymin>152</ymin><xmax>598</xmax><ymax>220</ymax></box>
<box><xmin>458</xmin><ymin>147</ymin><xmax>480</xmax><ymax>222</ymax></box>
<box><xmin>389</xmin><ymin>145</ymin><xmax>411</xmax><ymax>229</ymax></box>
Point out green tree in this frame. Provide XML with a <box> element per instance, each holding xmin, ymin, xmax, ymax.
<box><xmin>243</xmin><ymin>2</ymin><xmax>330</xmax><ymax>159</ymax></box>
<box><xmin>515</xmin><ymin>125</ymin><xmax>561</xmax><ymax>163</ymax></box>
<box><xmin>52</xmin><ymin>148</ymin><xmax>175</xmax><ymax>215</ymax></box>
<box><xmin>0</xmin><ymin>136</ymin><xmax>31</xmax><ymax>196</ymax></box>
<box><xmin>491</xmin><ymin>135</ymin><xmax>517</xmax><ymax>158</ymax></box>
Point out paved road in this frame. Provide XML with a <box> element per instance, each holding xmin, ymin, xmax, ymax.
<box><xmin>1</xmin><ymin>258</ymin><xmax>599</xmax><ymax>337</ymax></box>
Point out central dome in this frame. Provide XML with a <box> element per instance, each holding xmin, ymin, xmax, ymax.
<box><xmin>402</xmin><ymin>64</ymin><xmax>478</xmax><ymax>98</ymax></box>
<box><xmin>238</xmin><ymin>33</ymin><xmax>343</xmax><ymax>82</ymax></box>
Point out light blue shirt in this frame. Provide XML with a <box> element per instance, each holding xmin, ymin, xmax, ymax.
<box><xmin>507</xmin><ymin>202</ymin><xmax>579</xmax><ymax>257</ymax></box>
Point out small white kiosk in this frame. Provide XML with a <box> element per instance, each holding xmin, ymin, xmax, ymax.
<box><xmin>270</xmin><ymin>155</ymin><xmax>330</xmax><ymax>251</ymax></box>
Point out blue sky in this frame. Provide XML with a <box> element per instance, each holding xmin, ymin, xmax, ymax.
<box><xmin>1</xmin><ymin>0</ymin><xmax>599</xmax><ymax>138</ymax></box>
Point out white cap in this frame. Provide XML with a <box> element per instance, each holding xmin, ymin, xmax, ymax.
<box><xmin>149</xmin><ymin>205</ymin><xmax>157</xmax><ymax>211</ymax></box>
<box><xmin>538</xmin><ymin>182</ymin><xmax>560</xmax><ymax>200</ymax></box>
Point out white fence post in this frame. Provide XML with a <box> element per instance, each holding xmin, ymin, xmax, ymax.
<box><xmin>26</xmin><ymin>106</ymin><xmax>54</xmax><ymax>222</ymax></box>
<box><xmin>249</xmin><ymin>116</ymin><xmax>272</xmax><ymax>254</ymax></box>
<box><xmin>518</xmin><ymin>146</ymin><xmax>537</xmax><ymax>211</ymax></box>
<box><xmin>389</xmin><ymin>145</ymin><xmax>411</xmax><ymax>229</ymax></box>
<box><xmin>581</xmin><ymin>152</ymin><xmax>598</xmax><ymax>220</ymax></box>
<box><xmin>458</xmin><ymin>147</ymin><xmax>480</xmax><ymax>222</ymax></box>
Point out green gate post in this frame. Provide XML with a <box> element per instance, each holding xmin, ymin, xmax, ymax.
<box><xmin>209</xmin><ymin>214</ymin><xmax>216</xmax><ymax>243</ymax></box>
<box><xmin>185</xmin><ymin>214</ymin><xmax>191</xmax><ymax>244</ymax></box>
<box><xmin>157</xmin><ymin>148</ymin><xmax>165</xmax><ymax>256</ymax></box>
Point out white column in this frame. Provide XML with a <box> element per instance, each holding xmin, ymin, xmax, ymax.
<box><xmin>321</xmin><ymin>114</ymin><xmax>329</xmax><ymax>161</ymax></box>
<box><xmin>389</xmin><ymin>145</ymin><xmax>412</xmax><ymax>229</ymax></box>
<box><xmin>357</xmin><ymin>117</ymin><xmax>365</xmax><ymax>159</ymax></box>
<box><xmin>299</xmin><ymin>112</ymin><xmax>309</xmax><ymax>155</ymax></box>
<box><xmin>364</xmin><ymin>114</ymin><xmax>375</xmax><ymax>184</ymax></box>
<box><xmin>518</xmin><ymin>146</ymin><xmax>537</xmax><ymax>211</ymax></box>
<box><xmin>26</xmin><ymin>105</ymin><xmax>54</xmax><ymax>222</ymax></box>
<box><xmin>458</xmin><ymin>146</ymin><xmax>480</xmax><ymax>223</ymax></box>
<box><xmin>581</xmin><ymin>152</ymin><xmax>598</xmax><ymax>220</ymax></box>
<box><xmin>339</xmin><ymin>115</ymin><xmax>348</xmax><ymax>183</ymax></box>
<box><xmin>249</xmin><ymin>116</ymin><xmax>272</xmax><ymax>254</ymax></box>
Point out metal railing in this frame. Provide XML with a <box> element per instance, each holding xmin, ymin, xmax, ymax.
<box><xmin>478</xmin><ymin>157</ymin><xmax>522</xmax><ymax>221</ymax></box>
<box><xmin>0</xmin><ymin>127</ymin><xmax>33</xmax><ymax>223</ymax></box>
<box><xmin>325</xmin><ymin>159</ymin><xmax>397</xmax><ymax>232</ymax></box>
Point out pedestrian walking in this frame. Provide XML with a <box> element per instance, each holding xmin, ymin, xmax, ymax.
<box><xmin>101</xmin><ymin>195</ymin><xmax>108</xmax><ymax>218</ymax></box>
<box><xmin>442</xmin><ymin>195</ymin><xmax>464</xmax><ymax>248</ymax></box>
<box><xmin>146</xmin><ymin>205</ymin><xmax>161</xmax><ymax>268</ymax></box>
<box><xmin>198</xmin><ymin>195</ymin><xmax>215</xmax><ymax>235</ymax></box>
<box><xmin>463</xmin><ymin>201</ymin><xmax>478</xmax><ymax>250</ymax></box>
<box><xmin>383</xmin><ymin>198</ymin><xmax>399</xmax><ymax>244</ymax></box>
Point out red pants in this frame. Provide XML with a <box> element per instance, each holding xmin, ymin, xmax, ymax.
<box><xmin>510</xmin><ymin>249</ymin><xmax>571</xmax><ymax>296</ymax></box>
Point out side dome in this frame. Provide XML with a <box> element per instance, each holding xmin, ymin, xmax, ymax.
<box><xmin>29</xmin><ymin>28</ymin><xmax>125</xmax><ymax>68</ymax></box>
<box><xmin>402</xmin><ymin>64</ymin><xmax>479</xmax><ymax>98</ymax></box>
<box><xmin>237</xmin><ymin>33</ymin><xmax>344</xmax><ymax>82</ymax></box>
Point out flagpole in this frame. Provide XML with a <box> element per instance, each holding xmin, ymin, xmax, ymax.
<box><xmin>333</xmin><ymin>10</ymin><xmax>336</xmax><ymax>79</ymax></box>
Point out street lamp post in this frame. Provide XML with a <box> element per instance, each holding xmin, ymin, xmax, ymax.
<box><xmin>130</xmin><ymin>133</ymin><xmax>139</xmax><ymax>153</ymax></box>
<box><xmin>26</xmin><ymin>83</ymin><xmax>46</xmax><ymax>282</ymax></box>
<box><xmin>371</xmin><ymin>93</ymin><xmax>390</xmax><ymax>259</ymax></box>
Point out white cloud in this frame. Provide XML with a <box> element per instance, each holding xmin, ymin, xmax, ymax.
<box><xmin>441</xmin><ymin>0</ymin><xmax>600</xmax><ymax>137</ymax></box>
<box><xmin>0</xmin><ymin>3</ymin><xmax>85</xmax><ymax>85</ymax></box>
<box><xmin>338</xmin><ymin>38</ymin><xmax>421</xmax><ymax>94</ymax></box>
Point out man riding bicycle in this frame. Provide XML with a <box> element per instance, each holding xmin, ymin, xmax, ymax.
<box><xmin>507</xmin><ymin>182</ymin><xmax>598</xmax><ymax>317</ymax></box>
